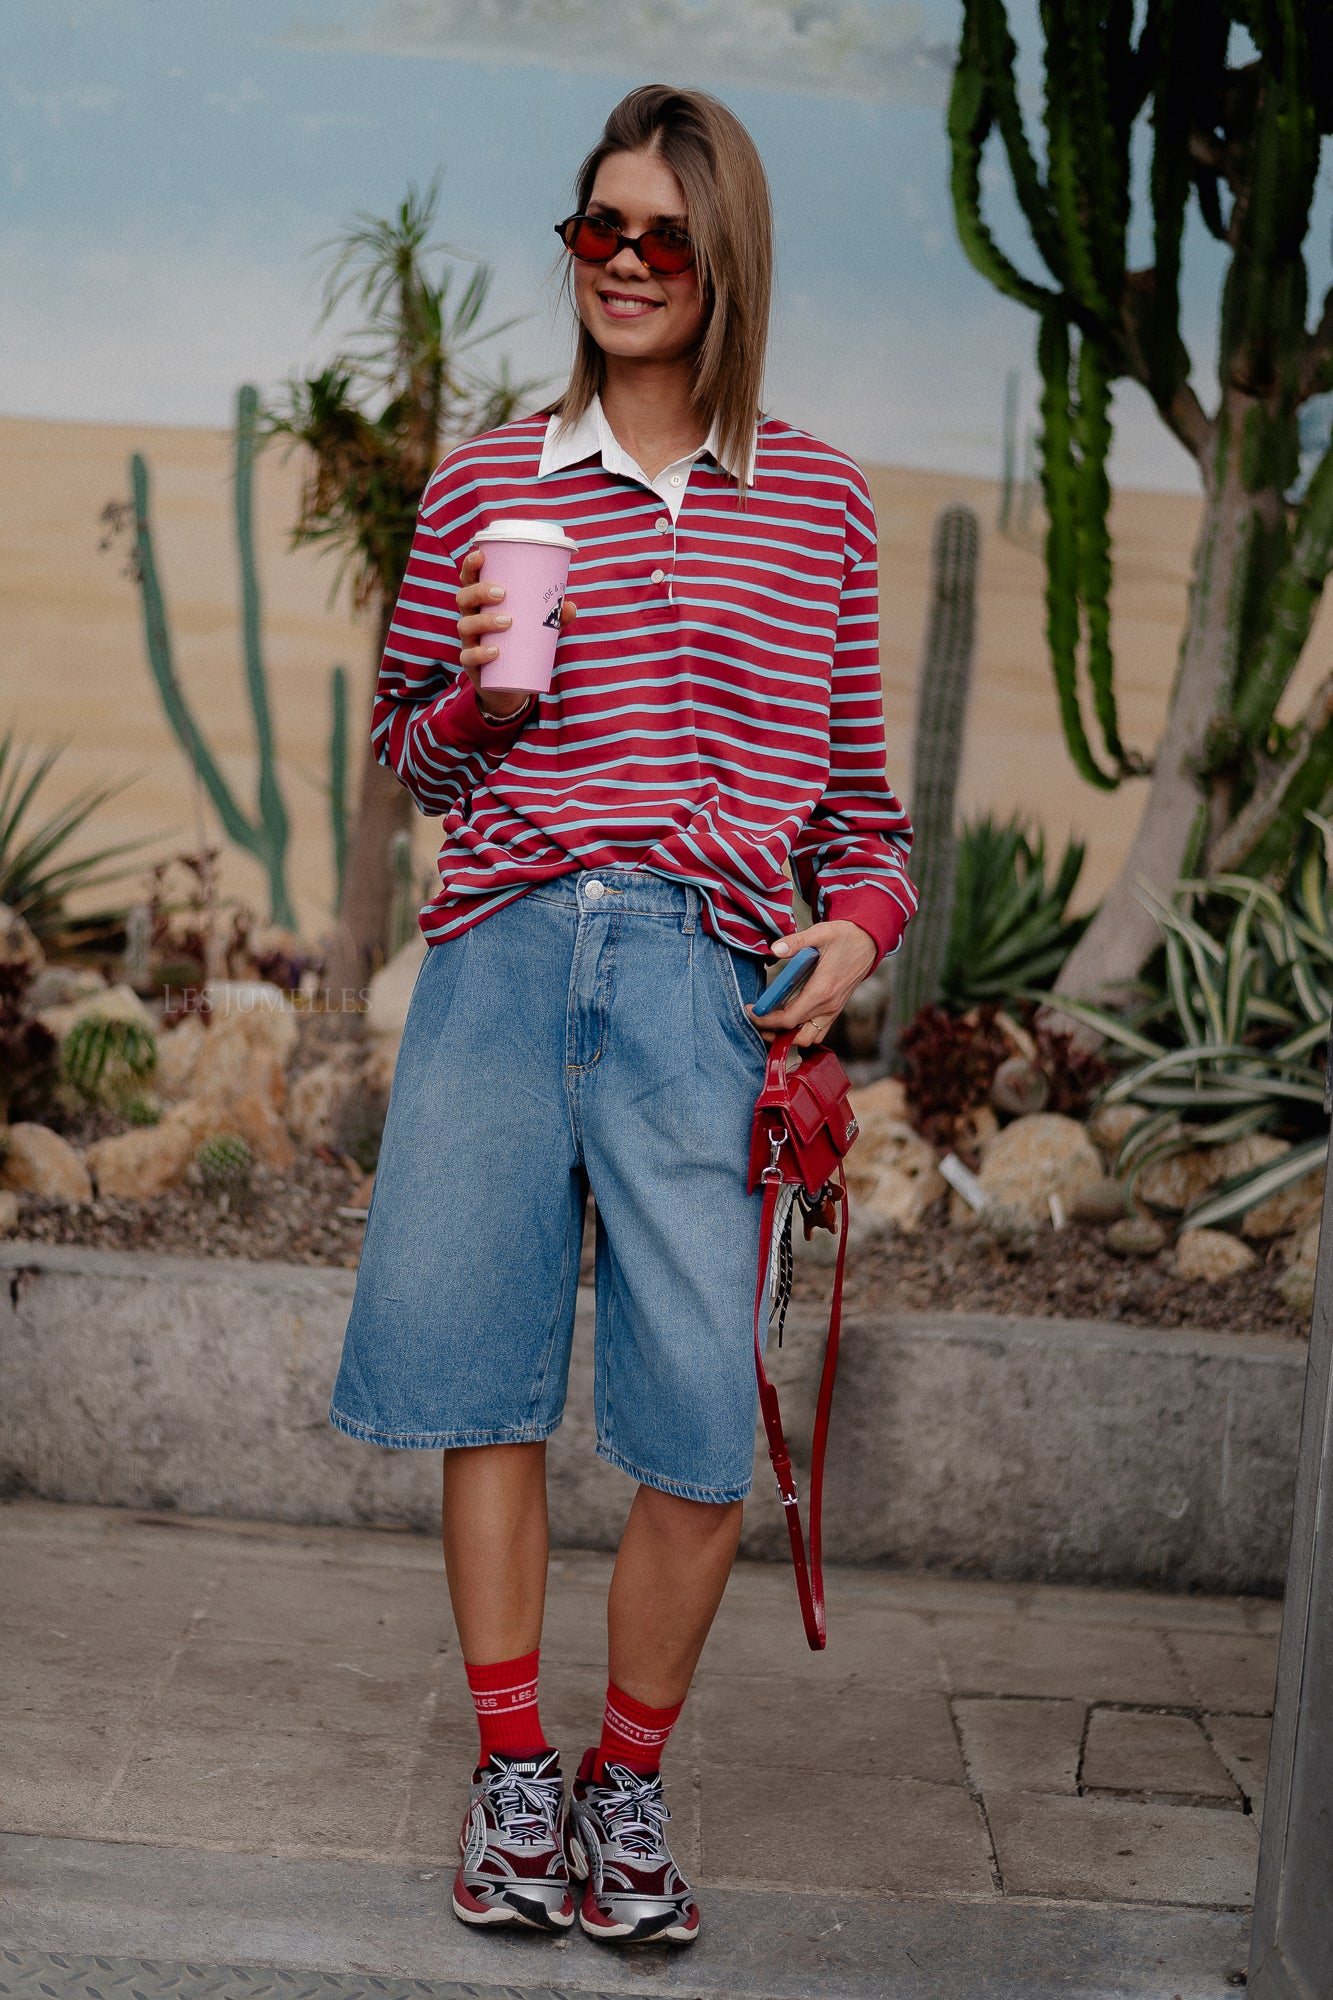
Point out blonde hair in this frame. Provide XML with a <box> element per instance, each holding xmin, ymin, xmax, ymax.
<box><xmin>550</xmin><ymin>85</ymin><xmax>772</xmax><ymax>503</ymax></box>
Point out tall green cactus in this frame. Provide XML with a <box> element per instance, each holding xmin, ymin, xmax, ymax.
<box><xmin>328</xmin><ymin>662</ymin><xmax>349</xmax><ymax>915</ymax></box>
<box><xmin>880</xmin><ymin>504</ymin><xmax>980</xmax><ymax>1066</ymax></box>
<box><xmin>130</xmin><ymin>384</ymin><xmax>295</xmax><ymax>930</ymax></box>
<box><xmin>950</xmin><ymin>0</ymin><xmax>1333</xmax><ymax>994</ymax></box>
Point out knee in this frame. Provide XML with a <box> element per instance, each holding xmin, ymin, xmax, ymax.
<box><xmin>637</xmin><ymin>1485</ymin><xmax>743</xmax><ymax>1550</ymax></box>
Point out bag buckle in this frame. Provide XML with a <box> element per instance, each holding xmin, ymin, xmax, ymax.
<box><xmin>762</xmin><ymin>1124</ymin><xmax>785</xmax><ymax>1184</ymax></box>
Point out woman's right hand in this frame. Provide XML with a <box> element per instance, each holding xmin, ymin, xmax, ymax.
<box><xmin>457</xmin><ymin>546</ymin><xmax>577</xmax><ymax>720</ymax></box>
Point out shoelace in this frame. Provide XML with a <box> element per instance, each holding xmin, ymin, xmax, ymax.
<box><xmin>483</xmin><ymin>1768</ymin><xmax>563</xmax><ymax>1849</ymax></box>
<box><xmin>592</xmin><ymin>1768</ymin><xmax>672</xmax><ymax>1860</ymax></box>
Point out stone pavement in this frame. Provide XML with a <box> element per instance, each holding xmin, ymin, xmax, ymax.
<box><xmin>0</xmin><ymin>1501</ymin><xmax>1280</xmax><ymax>1998</ymax></box>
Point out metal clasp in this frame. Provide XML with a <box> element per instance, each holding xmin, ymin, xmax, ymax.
<box><xmin>761</xmin><ymin>1124</ymin><xmax>785</xmax><ymax>1184</ymax></box>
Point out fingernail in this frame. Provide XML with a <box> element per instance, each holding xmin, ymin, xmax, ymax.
<box><xmin>495</xmin><ymin>614</ymin><xmax>511</xmax><ymax>627</ymax></box>
<box><xmin>771</xmin><ymin>940</ymin><xmax>790</xmax><ymax>957</ymax></box>
<box><xmin>485</xmin><ymin>645</ymin><xmax>499</xmax><ymax>657</ymax></box>
<box><xmin>488</xmin><ymin>586</ymin><xmax>504</xmax><ymax>600</ymax></box>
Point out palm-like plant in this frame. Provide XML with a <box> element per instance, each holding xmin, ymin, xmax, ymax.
<box><xmin>942</xmin><ymin>814</ymin><xmax>1088</xmax><ymax>1010</ymax></box>
<box><xmin>263</xmin><ymin>177</ymin><xmax>545</xmax><ymax>998</ymax></box>
<box><xmin>0</xmin><ymin>727</ymin><xmax>154</xmax><ymax>949</ymax></box>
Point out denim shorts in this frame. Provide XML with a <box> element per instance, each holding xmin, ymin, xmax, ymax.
<box><xmin>328</xmin><ymin>868</ymin><xmax>771</xmax><ymax>1502</ymax></box>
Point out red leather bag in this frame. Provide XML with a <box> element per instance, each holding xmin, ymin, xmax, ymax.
<box><xmin>747</xmin><ymin>1029</ymin><xmax>859</xmax><ymax>1649</ymax></box>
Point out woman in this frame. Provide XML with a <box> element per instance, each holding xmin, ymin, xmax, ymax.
<box><xmin>329</xmin><ymin>83</ymin><xmax>915</xmax><ymax>1947</ymax></box>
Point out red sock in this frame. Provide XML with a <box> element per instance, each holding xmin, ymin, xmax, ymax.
<box><xmin>596</xmin><ymin>1680</ymin><xmax>683</xmax><ymax>1777</ymax></box>
<box><xmin>464</xmin><ymin>1649</ymin><xmax>550</xmax><ymax>1765</ymax></box>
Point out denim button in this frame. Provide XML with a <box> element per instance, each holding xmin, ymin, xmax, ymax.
<box><xmin>584</xmin><ymin>879</ymin><xmax>605</xmax><ymax>900</ymax></box>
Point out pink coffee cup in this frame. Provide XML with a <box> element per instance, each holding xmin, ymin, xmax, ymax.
<box><xmin>471</xmin><ymin>518</ymin><xmax>578</xmax><ymax>694</ymax></box>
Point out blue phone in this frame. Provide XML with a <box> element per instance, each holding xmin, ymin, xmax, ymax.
<box><xmin>750</xmin><ymin>945</ymin><xmax>820</xmax><ymax>1018</ymax></box>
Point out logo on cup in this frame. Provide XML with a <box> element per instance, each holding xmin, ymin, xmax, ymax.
<box><xmin>542</xmin><ymin>593</ymin><xmax>564</xmax><ymax>631</ymax></box>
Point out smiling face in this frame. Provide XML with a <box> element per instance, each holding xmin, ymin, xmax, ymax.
<box><xmin>572</xmin><ymin>146</ymin><xmax>708</xmax><ymax>368</ymax></box>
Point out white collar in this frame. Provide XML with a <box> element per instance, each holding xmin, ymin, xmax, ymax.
<box><xmin>537</xmin><ymin>393</ymin><xmax>758</xmax><ymax>487</ymax></box>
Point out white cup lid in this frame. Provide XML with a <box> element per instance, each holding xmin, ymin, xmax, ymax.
<box><xmin>472</xmin><ymin>517</ymin><xmax>578</xmax><ymax>551</ymax></box>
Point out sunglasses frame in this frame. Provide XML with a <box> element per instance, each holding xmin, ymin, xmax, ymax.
<box><xmin>554</xmin><ymin>212</ymin><xmax>695</xmax><ymax>275</ymax></box>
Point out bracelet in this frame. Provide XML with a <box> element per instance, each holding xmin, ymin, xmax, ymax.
<box><xmin>478</xmin><ymin>692</ymin><xmax>533</xmax><ymax>727</ymax></box>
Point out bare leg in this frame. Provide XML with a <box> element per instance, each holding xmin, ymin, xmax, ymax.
<box><xmin>441</xmin><ymin>1441</ymin><xmax>549</xmax><ymax>1663</ymax></box>
<box><xmin>607</xmin><ymin>1486</ymin><xmax>744</xmax><ymax>1706</ymax></box>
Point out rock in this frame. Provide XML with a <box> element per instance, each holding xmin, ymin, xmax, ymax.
<box><xmin>839</xmin><ymin>963</ymin><xmax>891</xmax><ymax>1058</ymax></box>
<box><xmin>1087</xmin><ymin>1102</ymin><xmax>1150</xmax><ymax>1161</ymax></box>
<box><xmin>1107</xmin><ymin>1215</ymin><xmax>1167</xmax><ymax>1258</ymax></box>
<box><xmin>991</xmin><ymin>1056</ymin><xmax>1049</xmax><ymax>1118</ymax></box>
<box><xmin>844</xmin><ymin>1113</ymin><xmax>945</xmax><ymax>1234</ymax></box>
<box><xmin>194</xmin><ymin>997</ymin><xmax>298</xmax><ymax>1082</ymax></box>
<box><xmin>1068</xmin><ymin>1175</ymin><xmax>1128</xmax><ymax>1225</ymax></box>
<box><xmin>200</xmin><ymin>988</ymin><xmax>298</xmax><ymax>1072</ymax></box>
<box><xmin>1175</xmin><ymin>1229</ymin><xmax>1258</xmax><ymax>1283</ymax></box>
<box><xmin>0</xmin><ymin>1122</ymin><xmax>92</xmax><ymax>1202</ymax></box>
<box><xmin>0</xmin><ymin>1188</ymin><xmax>19</xmax><ymax>1234</ymax></box>
<box><xmin>155</xmin><ymin>1012</ymin><xmax>207</xmax><ymax>1099</ymax></box>
<box><xmin>1138</xmin><ymin>1133</ymin><xmax>1289</xmax><ymax>1216</ymax></box>
<box><xmin>36</xmin><ymin>979</ymin><xmax>158</xmax><ymax>1045</ymax></box>
<box><xmin>1285</xmin><ymin>1221</ymin><xmax>1322</xmax><ymax>1269</ymax></box>
<box><xmin>1277</xmin><ymin>1265</ymin><xmax>1317</xmax><ymax>1320</ymax></box>
<box><xmin>26</xmin><ymin>965</ymin><xmax>103</xmax><ymax>1010</ymax></box>
<box><xmin>172</xmin><ymin>1087</ymin><xmax>296</xmax><ymax>1172</ymax></box>
<box><xmin>287</xmin><ymin>1053</ymin><xmax>362</xmax><ymax>1152</ymax></box>
<box><xmin>84</xmin><ymin>1113</ymin><xmax>197</xmax><ymax>1199</ymax></box>
<box><xmin>366</xmin><ymin>936</ymin><xmax>428</xmax><ymax>1045</ymax></box>
<box><xmin>0</xmin><ymin>902</ymin><xmax>45</xmax><ymax>989</ymax></box>
<box><xmin>847</xmin><ymin>1077</ymin><xmax>909</xmax><ymax>1124</ymax></box>
<box><xmin>1243</xmin><ymin>1166</ymin><xmax>1325</xmax><ymax>1241</ymax></box>
<box><xmin>978</xmin><ymin>1200</ymin><xmax>1036</xmax><ymax>1258</ymax></box>
<box><xmin>976</xmin><ymin>1113</ymin><xmax>1104</xmax><ymax>1225</ymax></box>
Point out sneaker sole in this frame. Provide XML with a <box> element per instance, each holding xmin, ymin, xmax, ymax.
<box><xmin>577</xmin><ymin>1900</ymin><xmax>699</xmax><ymax>1945</ymax></box>
<box><xmin>451</xmin><ymin>1876</ymin><xmax>574</xmax><ymax>1932</ymax></box>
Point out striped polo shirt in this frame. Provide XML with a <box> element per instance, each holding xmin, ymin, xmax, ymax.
<box><xmin>374</xmin><ymin>402</ymin><xmax>917</xmax><ymax>963</ymax></box>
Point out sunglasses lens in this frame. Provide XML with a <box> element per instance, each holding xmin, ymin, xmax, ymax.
<box><xmin>641</xmin><ymin>230</ymin><xmax>693</xmax><ymax>274</ymax></box>
<box><xmin>566</xmin><ymin>218</ymin><xmax>620</xmax><ymax>261</ymax></box>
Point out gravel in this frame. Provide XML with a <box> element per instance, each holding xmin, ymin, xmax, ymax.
<box><xmin>791</xmin><ymin>1210</ymin><xmax>1309</xmax><ymax>1337</ymax></box>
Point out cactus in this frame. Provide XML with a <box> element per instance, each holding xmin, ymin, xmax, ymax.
<box><xmin>329</xmin><ymin>663</ymin><xmax>349</xmax><ymax>915</ymax></box>
<box><xmin>998</xmin><ymin>369</ymin><xmax>1019</xmax><ymax>533</ymax></box>
<box><xmin>949</xmin><ymin>0</ymin><xmax>1333</xmax><ymax>992</ymax></box>
<box><xmin>387</xmin><ymin>827</ymin><xmax>416</xmax><ymax>958</ymax></box>
<box><xmin>880</xmin><ymin>504</ymin><xmax>980</xmax><ymax>1067</ymax></box>
<box><xmin>196</xmin><ymin>1130</ymin><xmax>254</xmax><ymax>1201</ymax></box>
<box><xmin>129</xmin><ymin>385</ymin><xmax>296</xmax><ymax>930</ymax></box>
<box><xmin>62</xmin><ymin>1015</ymin><xmax>157</xmax><ymax>1109</ymax></box>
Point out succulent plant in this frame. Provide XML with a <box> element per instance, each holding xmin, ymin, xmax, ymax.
<box><xmin>61</xmin><ymin>1015</ymin><xmax>157</xmax><ymax>1110</ymax></box>
<box><xmin>196</xmin><ymin>1131</ymin><xmax>254</xmax><ymax>1202</ymax></box>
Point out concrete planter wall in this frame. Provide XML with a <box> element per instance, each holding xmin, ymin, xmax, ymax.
<box><xmin>0</xmin><ymin>1241</ymin><xmax>1304</xmax><ymax>1591</ymax></box>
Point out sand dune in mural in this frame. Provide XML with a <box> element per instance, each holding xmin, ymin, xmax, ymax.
<box><xmin>5</xmin><ymin>412</ymin><xmax>1332</xmax><ymax>947</ymax></box>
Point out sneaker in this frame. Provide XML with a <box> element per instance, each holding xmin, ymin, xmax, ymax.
<box><xmin>566</xmin><ymin>1751</ymin><xmax>700</xmax><ymax>1944</ymax></box>
<box><xmin>452</xmin><ymin>1747</ymin><xmax>574</xmax><ymax>1932</ymax></box>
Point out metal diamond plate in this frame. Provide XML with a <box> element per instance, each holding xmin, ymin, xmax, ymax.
<box><xmin>0</xmin><ymin>1951</ymin><xmax>625</xmax><ymax>2000</ymax></box>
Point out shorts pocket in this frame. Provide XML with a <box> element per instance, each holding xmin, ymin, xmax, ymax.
<box><xmin>714</xmin><ymin>939</ymin><xmax>771</xmax><ymax>1062</ymax></box>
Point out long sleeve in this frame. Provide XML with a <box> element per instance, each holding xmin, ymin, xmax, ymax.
<box><xmin>789</xmin><ymin>492</ymin><xmax>917</xmax><ymax>967</ymax></box>
<box><xmin>372</xmin><ymin>472</ymin><xmax>529</xmax><ymax>818</ymax></box>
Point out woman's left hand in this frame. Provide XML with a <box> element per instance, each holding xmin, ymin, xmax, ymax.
<box><xmin>747</xmin><ymin>920</ymin><xmax>878</xmax><ymax>1048</ymax></box>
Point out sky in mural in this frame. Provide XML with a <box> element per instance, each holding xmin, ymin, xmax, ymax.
<box><xmin>5</xmin><ymin>0</ymin><xmax>1323</xmax><ymax>488</ymax></box>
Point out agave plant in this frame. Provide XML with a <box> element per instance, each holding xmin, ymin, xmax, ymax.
<box><xmin>0</xmin><ymin>728</ymin><xmax>153</xmax><ymax>947</ymax></box>
<box><xmin>942</xmin><ymin>814</ymin><xmax>1088</xmax><ymax>1011</ymax></box>
<box><xmin>1054</xmin><ymin>817</ymin><xmax>1333</xmax><ymax>1229</ymax></box>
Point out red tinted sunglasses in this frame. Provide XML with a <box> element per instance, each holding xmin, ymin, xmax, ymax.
<box><xmin>555</xmin><ymin>212</ymin><xmax>695</xmax><ymax>276</ymax></box>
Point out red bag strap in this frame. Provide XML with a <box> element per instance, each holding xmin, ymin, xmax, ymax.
<box><xmin>751</xmin><ymin>1160</ymin><xmax>849</xmax><ymax>1651</ymax></box>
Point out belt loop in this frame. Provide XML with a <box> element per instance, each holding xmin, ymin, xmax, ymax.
<box><xmin>682</xmin><ymin>883</ymin><xmax>699</xmax><ymax>935</ymax></box>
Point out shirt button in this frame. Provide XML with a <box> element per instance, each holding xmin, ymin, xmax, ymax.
<box><xmin>584</xmin><ymin>879</ymin><xmax>605</xmax><ymax>900</ymax></box>
<box><xmin>655</xmin><ymin>516</ymin><xmax>670</xmax><ymax>533</ymax></box>
<box><xmin>650</xmin><ymin>568</ymin><xmax>665</xmax><ymax>584</ymax></box>
<box><xmin>669</xmin><ymin>473</ymin><xmax>683</xmax><ymax>486</ymax></box>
